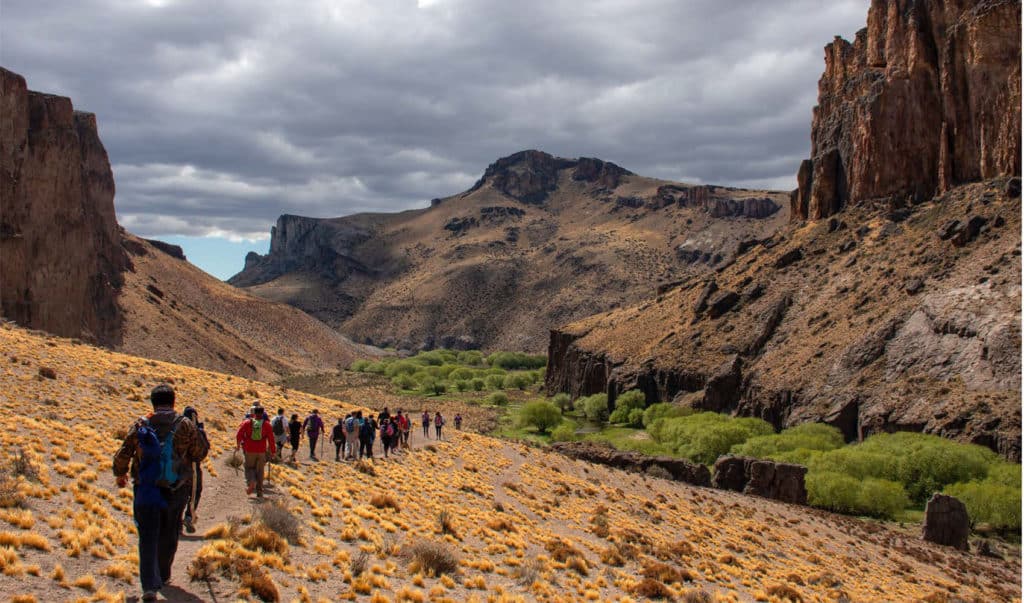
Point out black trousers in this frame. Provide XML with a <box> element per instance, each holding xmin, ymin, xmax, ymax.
<box><xmin>360</xmin><ymin>438</ymin><xmax>373</xmax><ymax>458</ymax></box>
<box><xmin>135</xmin><ymin>486</ymin><xmax>188</xmax><ymax>592</ymax></box>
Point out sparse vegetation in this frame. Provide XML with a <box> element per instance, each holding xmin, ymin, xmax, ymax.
<box><xmin>258</xmin><ymin>501</ymin><xmax>301</xmax><ymax>545</ymax></box>
<box><xmin>405</xmin><ymin>540</ymin><xmax>459</xmax><ymax>576</ymax></box>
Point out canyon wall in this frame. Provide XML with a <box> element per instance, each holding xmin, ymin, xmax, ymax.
<box><xmin>792</xmin><ymin>0</ymin><xmax>1021</xmax><ymax>220</ymax></box>
<box><xmin>0</xmin><ymin>67</ymin><xmax>128</xmax><ymax>345</ymax></box>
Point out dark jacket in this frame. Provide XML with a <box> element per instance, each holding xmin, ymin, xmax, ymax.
<box><xmin>113</xmin><ymin>409</ymin><xmax>208</xmax><ymax>485</ymax></box>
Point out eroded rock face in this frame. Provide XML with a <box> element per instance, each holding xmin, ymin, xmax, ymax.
<box><xmin>712</xmin><ymin>455</ymin><xmax>808</xmax><ymax>505</ymax></box>
<box><xmin>550</xmin><ymin>441</ymin><xmax>711</xmax><ymax>487</ymax></box>
<box><xmin>792</xmin><ymin>0</ymin><xmax>1021</xmax><ymax>220</ymax></box>
<box><xmin>0</xmin><ymin>68</ymin><xmax>127</xmax><ymax>345</ymax></box>
<box><xmin>922</xmin><ymin>493</ymin><xmax>970</xmax><ymax>550</ymax></box>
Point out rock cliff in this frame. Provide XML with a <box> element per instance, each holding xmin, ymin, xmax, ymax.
<box><xmin>792</xmin><ymin>0</ymin><xmax>1021</xmax><ymax>220</ymax></box>
<box><xmin>0</xmin><ymin>67</ymin><xmax>128</xmax><ymax>345</ymax></box>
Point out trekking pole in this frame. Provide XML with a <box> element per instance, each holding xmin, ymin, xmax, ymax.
<box><xmin>188</xmin><ymin>464</ymin><xmax>197</xmax><ymax>521</ymax></box>
<box><xmin>265</xmin><ymin>451</ymin><xmax>272</xmax><ymax>483</ymax></box>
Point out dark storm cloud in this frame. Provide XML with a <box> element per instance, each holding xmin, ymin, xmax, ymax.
<box><xmin>2</xmin><ymin>0</ymin><xmax>868</xmax><ymax>240</ymax></box>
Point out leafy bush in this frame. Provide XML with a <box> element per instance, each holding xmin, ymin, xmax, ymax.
<box><xmin>731</xmin><ymin>423</ymin><xmax>845</xmax><ymax>459</ymax></box>
<box><xmin>448</xmin><ymin>367</ymin><xmax>477</xmax><ymax>381</ymax></box>
<box><xmin>456</xmin><ymin>350</ymin><xmax>484</xmax><ymax>366</ymax></box>
<box><xmin>418</xmin><ymin>377</ymin><xmax>446</xmax><ymax>396</ymax></box>
<box><xmin>503</xmin><ymin>374</ymin><xmax>531</xmax><ymax>390</ymax></box>
<box><xmin>486</xmin><ymin>352</ymin><xmax>547</xmax><ymax>370</ymax></box>
<box><xmin>470</xmin><ymin>378</ymin><xmax>486</xmax><ymax>391</ymax></box>
<box><xmin>648</xmin><ymin>413</ymin><xmax>773</xmax><ymax>465</ymax></box>
<box><xmin>551</xmin><ymin>393</ymin><xmax>572</xmax><ymax>412</ymax></box>
<box><xmin>384</xmin><ymin>360</ymin><xmax>419</xmax><ymax>378</ymax></box>
<box><xmin>550</xmin><ymin>422</ymin><xmax>578</xmax><ymax>442</ymax></box>
<box><xmin>350</xmin><ymin>359</ymin><xmax>371</xmax><ymax>372</ymax></box>
<box><xmin>486</xmin><ymin>392</ymin><xmax>509</xmax><ymax>406</ymax></box>
<box><xmin>485</xmin><ymin>374</ymin><xmax>507</xmax><ymax>390</ymax></box>
<box><xmin>641</xmin><ymin>403</ymin><xmax>693</xmax><ymax>427</ymax></box>
<box><xmin>575</xmin><ymin>394</ymin><xmax>609</xmax><ymax>422</ymax></box>
<box><xmin>365</xmin><ymin>362</ymin><xmax>387</xmax><ymax>375</ymax></box>
<box><xmin>608</xmin><ymin>390</ymin><xmax>647</xmax><ymax>426</ymax></box>
<box><xmin>945</xmin><ymin>463</ymin><xmax>1022</xmax><ymax>531</ymax></box>
<box><xmin>454</xmin><ymin>379</ymin><xmax>472</xmax><ymax>392</ymax></box>
<box><xmin>517</xmin><ymin>401</ymin><xmax>562</xmax><ymax>434</ymax></box>
<box><xmin>807</xmin><ymin>472</ymin><xmax>908</xmax><ymax>519</ymax></box>
<box><xmin>391</xmin><ymin>374</ymin><xmax>417</xmax><ymax>390</ymax></box>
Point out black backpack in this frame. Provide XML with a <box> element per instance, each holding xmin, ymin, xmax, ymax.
<box><xmin>272</xmin><ymin>415</ymin><xmax>286</xmax><ymax>436</ymax></box>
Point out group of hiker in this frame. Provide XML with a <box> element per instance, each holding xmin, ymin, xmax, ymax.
<box><xmin>111</xmin><ymin>384</ymin><xmax>465</xmax><ymax>601</ymax></box>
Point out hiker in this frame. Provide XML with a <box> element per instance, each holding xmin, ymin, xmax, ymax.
<box><xmin>236</xmin><ymin>406</ymin><xmax>276</xmax><ymax>498</ymax></box>
<box><xmin>332</xmin><ymin>416</ymin><xmax>347</xmax><ymax>461</ymax></box>
<box><xmin>421</xmin><ymin>410</ymin><xmax>430</xmax><ymax>439</ymax></box>
<box><xmin>303</xmin><ymin>410</ymin><xmax>325</xmax><ymax>461</ymax></box>
<box><xmin>434</xmin><ymin>412</ymin><xmax>445</xmax><ymax>440</ymax></box>
<box><xmin>346</xmin><ymin>411</ymin><xmax>362</xmax><ymax>460</ymax></box>
<box><xmin>379</xmin><ymin>417</ymin><xmax>394</xmax><ymax>458</ymax></box>
<box><xmin>113</xmin><ymin>384</ymin><xmax>208</xmax><ymax>602</ymax></box>
<box><xmin>454</xmin><ymin>413</ymin><xmax>463</xmax><ymax>430</ymax></box>
<box><xmin>181</xmin><ymin>406</ymin><xmax>209</xmax><ymax>534</ymax></box>
<box><xmin>359</xmin><ymin>414</ymin><xmax>377</xmax><ymax>459</ymax></box>
<box><xmin>271</xmin><ymin>408</ymin><xmax>288</xmax><ymax>462</ymax></box>
<box><xmin>397</xmin><ymin>410</ymin><xmax>411</xmax><ymax>448</ymax></box>
<box><xmin>287</xmin><ymin>413</ymin><xmax>302</xmax><ymax>463</ymax></box>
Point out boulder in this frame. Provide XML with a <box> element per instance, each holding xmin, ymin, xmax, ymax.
<box><xmin>711</xmin><ymin>455</ymin><xmax>808</xmax><ymax>505</ymax></box>
<box><xmin>549</xmin><ymin>441</ymin><xmax>710</xmax><ymax>487</ymax></box>
<box><xmin>707</xmin><ymin>291</ymin><xmax>740</xmax><ymax>319</ymax></box>
<box><xmin>922</xmin><ymin>493</ymin><xmax>970</xmax><ymax>551</ymax></box>
<box><xmin>711</xmin><ymin>456</ymin><xmax>748</xmax><ymax>491</ymax></box>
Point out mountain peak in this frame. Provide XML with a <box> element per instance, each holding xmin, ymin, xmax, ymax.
<box><xmin>468</xmin><ymin>150</ymin><xmax>633</xmax><ymax>204</ymax></box>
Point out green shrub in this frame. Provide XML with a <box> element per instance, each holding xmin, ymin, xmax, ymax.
<box><xmin>418</xmin><ymin>377</ymin><xmax>446</xmax><ymax>396</ymax></box>
<box><xmin>575</xmin><ymin>394</ymin><xmax>609</xmax><ymax>422</ymax></box>
<box><xmin>470</xmin><ymin>378</ymin><xmax>486</xmax><ymax>391</ymax></box>
<box><xmin>486</xmin><ymin>392</ymin><xmax>509</xmax><ymax>406</ymax></box>
<box><xmin>503</xmin><ymin>374</ymin><xmax>531</xmax><ymax>390</ymax></box>
<box><xmin>448</xmin><ymin>367</ymin><xmax>477</xmax><ymax>381</ymax></box>
<box><xmin>391</xmin><ymin>374</ymin><xmax>417</xmax><ymax>390</ymax></box>
<box><xmin>485</xmin><ymin>374</ymin><xmax>507</xmax><ymax>390</ymax></box>
<box><xmin>550</xmin><ymin>422</ymin><xmax>578</xmax><ymax>442</ymax></box>
<box><xmin>517</xmin><ymin>401</ymin><xmax>562</xmax><ymax>434</ymax></box>
<box><xmin>608</xmin><ymin>390</ymin><xmax>647</xmax><ymax>426</ymax></box>
<box><xmin>806</xmin><ymin>471</ymin><xmax>908</xmax><ymax>519</ymax></box>
<box><xmin>456</xmin><ymin>350</ymin><xmax>484</xmax><ymax>366</ymax></box>
<box><xmin>649</xmin><ymin>413</ymin><xmax>773</xmax><ymax>465</ymax></box>
<box><xmin>454</xmin><ymin>380</ymin><xmax>472</xmax><ymax>392</ymax></box>
<box><xmin>486</xmin><ymin>352</ymin><xmax>547</xmax><ymax>370</ymax></box>
<box><xmin>641</xmin><ymin>403</ymin><xmax>692</xmax><ymax>427</ymax></box>
<box><xmin>551</xmin><ymin>393</ymin><xmax>572</xmax><ymax>412</ymax></box>
<box><xmin>945</xmin><ymin>466</ymin><xmax>1022</xmax><ymax>531</ymax></box>
<box><xmin>384</xmin><ymin>360</ymin><xmax>419</xmax><ymax>378</ymax></box>
<box><xmin>350</xmin><ymin>359</ymin><xmax>371</xmax><ymax>372</ymax></box>
<box><xmin>365</xmin><ymin>362</ymin><xmax>387</xmax><ymax>375</ymax></box>
<box><xmin>414</xmin><ymin>350</ymin><xmax>458</xmax><ymax>366</ymax></box>
<box><xmin>731</xmin><ymin>423</ymin><xmax>845</xmax><ymax>459</ymax></box>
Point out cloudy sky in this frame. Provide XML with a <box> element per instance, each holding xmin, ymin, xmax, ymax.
<box><xmin>3</xmin><ymin>0</ymin><xmax>868</xmax><ymax>279</ymax></box>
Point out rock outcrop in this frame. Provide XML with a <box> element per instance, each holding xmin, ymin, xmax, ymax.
<box><xmin>712</xmin><ymin>456</ymin><xmax>808</xmax><ymax>505</ymax></box>
<box><xmin>550</xmin><ymin>441</ymin><xmax>711</xmax><ymax>487</ymax></box>
<box><xmin>922</xmin><ymin>493</ymin><xmax>970</xmax><ymax>550</ymax></box>
<box><xmin>0</xmin><ymin>67</ymin><xmax>128</xmax><ymax>345</ymax></box>
<box><xmin>792</xmin><ymin>0</ymin><xmax>1021</xmax><ymax>220</ymax></box>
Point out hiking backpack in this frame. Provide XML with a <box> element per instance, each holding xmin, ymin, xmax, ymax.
<box><xmin>251</xmin><ymin>418</ymin><xmax>265</xmax><ymax>441</ymax></box>
<box><xmin>345</xmin><ymin>416</ymin><xmax>356</xmax><ymax>434</ymax></box>
<box><xmin>136</xmin><ymin>415</ymin><xmax>187</xmax><ymax>493</ymax></box>
<box><xmin>272</xmin><ymin>415</ymin><xmax>285</xmax><ymax>436</ymax></box>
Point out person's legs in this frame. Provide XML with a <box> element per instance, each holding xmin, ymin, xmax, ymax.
<box><xmin>436</xmin><ymin>425</ymin><xmax>442</xmax><ymax>439</ymax></box>
<box><xmin>134</xmin><ymin>499</ymin><xmax>162</xmax><ymax>594</ymax></box>
<box><xmin>253</xmin><ymin>454</ymin><xmax>266</xmax><ymax>496</ymax></box>
<box><xmin>157</xmin><ymin>488</ymin><xmax>188</xmax><ymax>584</ymax></box>
<box><xmin>243</xmin><ymin>452</ymin><xmax>259</xmax><ymax>493</ymax></box>
<box><xmin>309</xmin><ymin>434</ymin><xmax>318</xmax><ymax>459</ymax></box>
<box><xmin>423</xmin><ymin>424</ymin><xmax>429</xmax><ymax>438</ymax></box>
<box><xmin>334</xmin><ymin>440</ymin><xmax>342</xmax><ymax>461</ymax></box>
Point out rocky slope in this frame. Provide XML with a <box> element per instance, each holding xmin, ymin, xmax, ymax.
<box><xmin>546</xmin><ymin>0</ymin><xmax>1021</xmax><ymax>460</ymax></box>
<box><xmin>0</xmin><ymin>67</ymin><xmax>128</xmax><ymax>346</ymax></box>
<box><xmin>232</xmin><ymin>150</ymin><xmax>788</xmax><ymax>352</ymax></box>
<box><xmin>118</xmin><ymin>234</ymin><xmax>377</xmax><ymax>380</ymax></box>
<box><xmin>792</xmin><ymin>0</ymin><xmax>1021</xmax><ymax>220</ymax></box>
<box><xmin>0</xmin><ymin>66</ymin><xmax>373</xmax><ymax>379</ymax></box>
<box><xmin>0</xmin><ymin>322</ymin><xmax>1018</xmax><ymax>602</ymax></box>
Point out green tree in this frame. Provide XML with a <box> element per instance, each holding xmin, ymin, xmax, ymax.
<box><xmin>608</xmin><ymin>390</ymin><xmax>647</xmax><ymax>426</ymax></box>
<box><xmin>518</xmin><ymin>401</ymin><xmax>563</xmax><ymax>434</ymax></box>
<box><xmin>575</xmin><ymin>394</ymin><xmax>609</xmax><ymax>422</ymax></box>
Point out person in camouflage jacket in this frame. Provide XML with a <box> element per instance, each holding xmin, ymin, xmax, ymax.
<box><xmin>112</xmin><ymin>384</ymin><xmax>208</xmax><ymax>601</ymax></box>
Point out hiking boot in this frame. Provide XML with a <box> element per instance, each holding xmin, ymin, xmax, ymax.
<box><xmin>183</xmin><ymin>517</ymin><xmax>195</xmax><ymax>534</ymax></box>
<box><xmin>246</xmin><ymin>482</ymin><xmax>255</xmax><ymax>495</ymax></box>
<box><xmin>142</xmin><ymin>590</ymin><xmax>158</xmax><ymax>601</ymax></box>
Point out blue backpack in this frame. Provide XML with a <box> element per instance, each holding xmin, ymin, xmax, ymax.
<box><xmin>135</xmin><ymin>416</ymin><xmax>185</xmax><ymax>507</ymax></box>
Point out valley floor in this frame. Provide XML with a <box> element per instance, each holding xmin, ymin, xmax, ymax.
<box><xmin>0</xmin><ymin>323</ymin><xmax>1018</xmax><ymax>602</ymax></box>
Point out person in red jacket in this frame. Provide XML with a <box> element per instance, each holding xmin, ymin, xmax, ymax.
<box><xmin>236</xmin><ymin>407</ymin><xmax>276</xmax><ymax>498</ymax></box>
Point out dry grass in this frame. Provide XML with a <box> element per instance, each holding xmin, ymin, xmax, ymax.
<box><xmin>632</xmin><ymin>577</ymin><xmax>674</xmax><ymax>599</ymax></box>
<box><xmin>258</xmin><ymin>501</ymin><xmax>301</xmax><ymax>545</ymax></box>
<box><xmin>405</xmin><ymin>541</ymin><xmax>459</xmax><ymax>577</ymax></box>
<box><xmin>369</xmin><ymin>493</ymin><xmax>400</xmax><ymax>511</ymax></box>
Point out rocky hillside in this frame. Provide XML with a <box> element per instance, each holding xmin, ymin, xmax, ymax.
<box><xmin>792</xmin><ymin>0</ymin><xmax>1021</xmax><ymax>219</ymax></box>
<box><xmin>546</xmin><ymin>0</ymin><xmax>1022</xmax><ymax>460</ymax></box>
<box><xmin>0</xmin><ymin>66</ymin><xmax>373</xmax><ymax>379</ymax></box>
<box><xmin>0</xmin><ymin>67</ymin><xmax>128</xmax><ymax>346</ymax></box>
<box><xmin>0</xmin><ymin>322</ymin><xmax>1018</xmax><ymax>602</ymax></box>
<box><xmin>117</xmin><ymin>234</ymin><xmax>377</xmax><ymax>380</ymax></box>
<box><xmin>231</xmin><ymin>150</ymin><xmax>788</xmax><ymax>352</ymax></box>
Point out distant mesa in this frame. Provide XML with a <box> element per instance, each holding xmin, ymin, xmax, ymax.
<box><xmin>467</xmin><ymin>150</ymin><xmax>633</xmax><ymax>204</ymax></box>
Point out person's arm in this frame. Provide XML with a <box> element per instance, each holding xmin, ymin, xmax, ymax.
<box><xmin>236</xmin><ymin>421</ymin><xmax>248</xmax><ymax>449</ymax></box>
<box><xmin>112</xmin><ymin>424</ymin><xmax>138</xmax><ymax>487</ymax></box>
<box><xmin>266</xmin><ymin>427</ymin><xmax>276</xmax><ymax>455</ymax></box>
